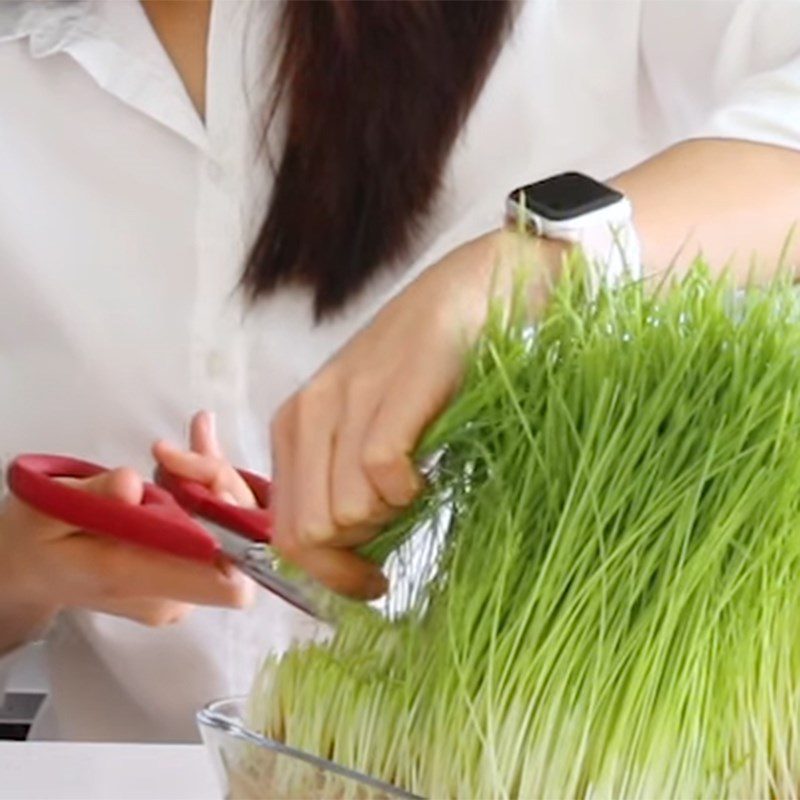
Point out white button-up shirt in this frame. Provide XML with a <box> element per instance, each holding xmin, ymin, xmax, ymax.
<box><xmin>1</xmin><ymin>0</ymin><xmax>799</xmax><ymax>742</ymax></box>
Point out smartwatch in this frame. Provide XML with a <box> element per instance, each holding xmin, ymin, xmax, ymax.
<box><xmin>505</xmin><ymin>172</ymin><xmax>641</xmax><ymax>287</ymax></box>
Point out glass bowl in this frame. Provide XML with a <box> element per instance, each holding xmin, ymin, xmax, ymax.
<box><xmin>197</xmin><ymin>697</ymin><xmax>419</xmax><ymax>800</ymax></box>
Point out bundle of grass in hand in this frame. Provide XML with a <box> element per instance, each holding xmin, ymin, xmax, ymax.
<box><xmin>249</xmin><ymin>261</ymin><xmax>800</xmax><ymax>799</ymax></box>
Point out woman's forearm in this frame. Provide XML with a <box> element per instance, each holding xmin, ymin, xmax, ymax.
<box><xmin>611</xmin><ymin>139</ymin><xmax>800</xmax><ymax>282</ymax></box>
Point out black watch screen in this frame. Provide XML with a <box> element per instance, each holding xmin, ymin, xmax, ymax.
<box><xmin>508</xmin><ymin>172</ymin><xmax>623</xmax><ymax>221</ymax></box>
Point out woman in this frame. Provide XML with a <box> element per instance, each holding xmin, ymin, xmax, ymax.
<box><xmin>0</xmin><ymin>0</ymin><xmax>799</xmax><ymax>742</ymax></box>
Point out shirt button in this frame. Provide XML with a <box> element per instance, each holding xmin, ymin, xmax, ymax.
<box><xmin>205</xmin><ymin>350</ymin><xmax>227</xmax><ymax>379</ymax></box>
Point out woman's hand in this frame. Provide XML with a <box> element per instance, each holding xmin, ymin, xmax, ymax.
<box><xmin>0</xmin><ymin>411</ymin><xmax>257</xmax><ymax>655</ymax></box>
<box><xmin>0</xmin><ymin>468</ymin><xmax>252</xmax><ymax>657</ymax></box>
<box><xmin>270</xmin><ymin>229</ymin><xmax>563</xmax><ymax>598</ymax></box>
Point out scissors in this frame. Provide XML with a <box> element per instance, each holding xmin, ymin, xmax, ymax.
<box><xmin>6</xmin><ymin>453</ymin><xmax>328</xmax><ymax>620</ymax></box>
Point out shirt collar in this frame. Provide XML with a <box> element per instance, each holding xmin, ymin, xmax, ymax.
<box><xmin>0</xmin><ymin>0</ymin><xmax>208</xmax><ymax>150</ymax></box>
<box><xmin>0</xmin><ymin>1</ymin><xmax>92</xmax><ymax>56</ymax></box>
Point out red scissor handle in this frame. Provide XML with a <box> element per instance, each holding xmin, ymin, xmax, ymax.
<box><xmin>7</xmin><ymin>454</ymin><xmax>221</xmax><ymax>562</ymax></box>
<box><xmin>154</xmin><ymin>467</ymin><xmax>272</xmax><ymax>543</ymax></box>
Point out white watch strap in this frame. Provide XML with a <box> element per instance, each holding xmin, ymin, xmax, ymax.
<box><xmin>507</xmin><ymin>189</ymin><xmax>643</xmax><ymax>292</ymax></box>
<box><xmin>576</xmin><ymin>215</ymin><xmax>642</xmax><ymax>292</ymax></box>
<box><xmin>533</xmin><ymin>196</ymin><xmax>641</xmax><ymax>294</ymax></box>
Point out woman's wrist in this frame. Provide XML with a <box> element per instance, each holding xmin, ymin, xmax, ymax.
<box><xmin>0</xmin><ymin>512</ymin><xmax>58</xmax><ymax>654</ymax></box>
<box><xmin>487</xmin><ymin>226</ymin><xmax>570</xmax><ymax>318</ymax></box>
<box><xmin>434</xmin><ymin>227</ymin><xmax>569</xmax><ymax>341</ymax></box>
<box><xmin>0</xmin><ymin>565</ymin><xmax>59</xmax><ymax>654</ymax></box>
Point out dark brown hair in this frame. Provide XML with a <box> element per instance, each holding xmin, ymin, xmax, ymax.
<box><xmin>243</xmin><ymin>0</ymin><xmax>516</xmax><ymax>319</ymax></box>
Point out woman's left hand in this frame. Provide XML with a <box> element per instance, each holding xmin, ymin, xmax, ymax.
<box><xmin>270</xmin><ymin>229</ymin><xmax>562</xmax><ymax>599</ymax></box>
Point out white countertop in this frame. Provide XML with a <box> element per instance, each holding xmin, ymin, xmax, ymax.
<box><xmin>0</xmin><ymin>742</ymin><xmax>218</xmax><ymax>800</ymax></box>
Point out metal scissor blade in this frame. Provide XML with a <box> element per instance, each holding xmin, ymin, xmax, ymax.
<box><xmin>204</xmin><ymin>522</ymin><xmax>333</xmax><ymax>622</ymax></box>
<box><xmin>236</xmin><ymin>557</ymin><xmax>327</xmax><ymax>620</ymax></box>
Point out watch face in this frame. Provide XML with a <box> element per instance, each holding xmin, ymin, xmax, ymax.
<box><xmin>508</xmin><ymin>172</ymin><xmax>623</xmax><ymax>222</ymax></box>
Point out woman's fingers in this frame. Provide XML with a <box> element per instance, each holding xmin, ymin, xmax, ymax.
<box><xmin>289</xmin><ymin>386</ymin><xmax>338</xmax><ymax>546</ymax></box>
<box><xmin>88</xmin><ymin>596</ymin><xmax>195</xmax><ymax>627</ymax></box>
<box><xmin>270</xmin><ymin>396</ymin><xmax>389</xmax><ymax>595</ymax></box>
<box><xmin>269</xmin><ymin>402</ymin><xmax>297</xmax><ymax>554</ymax></box>
<box><xmin>48</xmin><ymin>532</ymin><xmax>254</xmax><ymax>609</ymax></box>
<box><xmin>189</xmin><ymin>410</ymin><xmax>222</xmax><ymax>458</ymax></box>
<box><xmin>152</xmin><ymin>439</ymin><xmax>256</xmax><ymax>507</ymax></box>
<box><xmin>270</xmin><ymin>366</ymin><xmax>434</xmax><ymax>595</ymax></box>
<box><xmin>274</xmin><ymin>374</ymin><xmax>399</xmax><ymax>554</ymax></box>
<box><xmin>329</xmin><ymin>383</ymin><xmax>397</xmax><ymax>539</ymax></box>
<box><xmin>152</xmin><ymin>442</ymin><xmax>219</xmax><ymax>483</ymax></box>
<box><xmin>361</xmin><ymin>369</ymin><xmax>448</xmax><ymax>508</ymax></box>
<box><xmin>279</xmin><ymin>538</ymin><xmax>387</xmax><ymax>599</ymax></box>
<box><xmin>6</xmin><ymin>467</ymin><xmax>145</xmax><ymax>541</ymax></box>
<box><xmin>5</xmin><ymin>456</ymin><xmax>257</xmax><ymax>616</ymax></box>
<box><xmin>324</xmin><ymin>521</ymin><xmax>388</xmax><ymax>550</ymax></box>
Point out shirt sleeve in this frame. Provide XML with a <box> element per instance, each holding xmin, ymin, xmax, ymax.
<box><xmin>692</xmin><ymin>55</ymin><xmax>800</xmax><ymax>151</ymax></box>
<box><xmin>642</xmin><ymin>1</ymin><xmax>800</xmax><ymax>152</ymax></box>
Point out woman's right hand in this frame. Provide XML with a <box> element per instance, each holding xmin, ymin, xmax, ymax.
<box><xmin>0</xmin><ymin>466</ymin><xmax>253</xmax><ymax>654</ymax></box>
